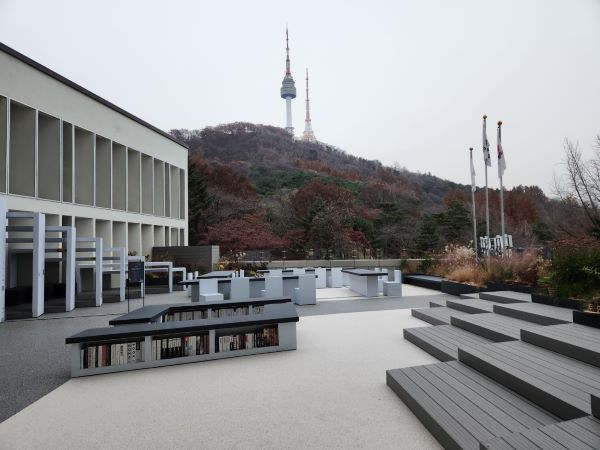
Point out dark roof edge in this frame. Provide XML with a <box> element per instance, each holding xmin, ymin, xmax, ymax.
<box><xmin>0</xmin><ymin>42</ymin><xmax>188</xmax><ymax>150</ymax></box>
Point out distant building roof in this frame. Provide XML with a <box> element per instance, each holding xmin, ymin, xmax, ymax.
<box><xmin>0</xmin><ymin>42</ymin><xmax>188</xmax><ymax>150</ymax></box>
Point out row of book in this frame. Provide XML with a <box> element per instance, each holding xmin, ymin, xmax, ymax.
<box><xmin>216</xmin><ymin>326</ymin><xmax>278</xmax><ymax>352</ymax></box>
<box><xmin>212</xmin><ymin>306</ymin><xmax>250</xmax><ymax>318</ymax></box>
<box><xmin>151</xmin><ymin>334</ymin><xmax>209</xmax><ymax>360</ymax></box>
<box><xmin>161</xmin><ymin>309</ymin><xmax>208</xmax><ymax>322</ymax></box>
<box><xmin>81</xmin><ymin>341</ymin><xmax>144</xmax><ymax>369</ymax></box>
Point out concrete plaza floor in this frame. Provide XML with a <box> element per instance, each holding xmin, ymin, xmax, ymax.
<box><xmin>0</xmin><ymin>308</ymin><xmax>441</xmax><ymax>450</ymax></box>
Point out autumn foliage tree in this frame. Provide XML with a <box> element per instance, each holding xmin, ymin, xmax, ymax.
<box><xmin>205</xmin><ymin>213</ymin><xmax>283</xmax><ymax>254</ymax></box>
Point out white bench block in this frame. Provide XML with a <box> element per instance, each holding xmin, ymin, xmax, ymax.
<box><xmin>263</xmin><ymin>276</ymin><xmax>283</xmax><ymax>297</ymax></box>
<box><xmin>292</xmin><ymin>275</ymin><xmax>316</xmax><ymax>305</ymax></box>
<box><xmin>199</xmin><ymin>293</ymin><xmax>224</xmax><ymax>303</ymax></box>
<box><xmin>315</xmin><ymin>268</ymin><xmax>327</xmax><ymax>289</ymax></box>
<box><xmin>327</xmin><ymin>268</ymin><xmax>343</xmax><ymax>288</ymax></box>
<box><xmin>383</xmin><ymin>281</ymin><xmax>402</xmax><ymax>296</ymax></box>
<box><xmin>230</xmin><ymin>277</ymin><xmax>250</xmax><ymax>300</ymax></box>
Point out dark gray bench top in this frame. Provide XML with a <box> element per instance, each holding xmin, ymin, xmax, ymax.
<box><xmin>493</xmin><ymin>302</ymin><xmax>573</xmax><ymax>325</ymax></box>
<box><xmin>458</xmin><ymin>341</ymin><xmax>600</xmax><ymax>419</ymax></box>
<box><xmin>521</xmin><ymin>323</ymin><xmax>600</xmax><ymax>368</ymax></box>
<box><xmin>198</xmin><ymin>270</ymin><xmax>236</xmax><ymax>279</ymax></box>
<box><xmin>481</xmin><ymin>415</ymin><xmax>600</xmax><ymax>450</ymax></box>
<box><xmin>67</xmin><ymin>303</ymin><xmax>299</xmax><ymax>344</ymax></box>
<box><xmin>404</xmin><ymin>274</ymin><xmax>444</xmax><ymax>282</ymax></box>
<box><xmin>109</xmin><ymin>297</ymin><xmax>293</xmax><ymax>325</ymax></box>
<box><xmin>412</xmin><ymin>306</ymin><xmax>475</xmax><ymax>326</ymax></box>
<box><xmin>450</xmin><ymin>313</ymin><xmax>540</xmax><ymax>342</ymax></box>
<box><xmin>404</xmin><ymin>325</ymin><xmax>492</xmax><ymax>361</ymax></box>
<box><xmin>341</xmin><ymin>269</ymin><xmax>384</xmax><ymax>276</ymax></box>
<box><xmin>386</xmin><ymin>360</ymin><xmax>560</xmax><ymax>450</ymax></box>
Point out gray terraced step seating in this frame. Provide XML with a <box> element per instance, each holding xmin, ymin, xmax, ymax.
<box><xmin>446</xmin><ymin>298</ymin><xmax>498</xmax><ymax>314</ymax></box>
<box><xmin>479</xmin><ymin>291</ymin><xmax>532</xmax><ymax>303</ymax></box>
<box><xmin>493</xmin><ymin>302</ymin><xmax>573</xmax><ymax>325</ymax></box>
<box><xmin>411</xmin><ymin>306</ymin><xmax>475</xmax><ymax>325</ymax></box>
<box><xmin>459</xmin><ymin>293</ymin><xmax>481</xmax><ymax>300</ymax></box>
<box><xmin>386</xmin><ymin>360</ymin><xmax>560</xmax><ymax>450</ymax></box>
<box><xmin>481</xmin><ymin>415</ymin><xmax>600</xmax><ymax>450</ymax></box>
<box><xmin>404</xmin><ymin>324</ymin><xmax>492</xmax><ymax>361</ymax></box>
<box><xmin>429</xmin><ymin>299</ymin><xmax>447</xmax><ymax>307</ymax></box>
<box><xmin>451</xmin><ymin>313</ymin><xmax>540</xmax><ymax>342</ymax></box>
<box><xmin>521</xmin><ymin>323</ymin><xmax>600</xmax><ymax>369</ymax></box>
<box><xmin>458</xmin><ymin>341</ymin><xmax>600</xmax><ymax>420</ymax></box>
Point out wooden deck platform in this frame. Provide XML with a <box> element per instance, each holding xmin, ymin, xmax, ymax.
<box><xmin>458</xmin><ymin>341</ymin><xmax>600</xmax><ymax>420</ymax></box>
<box><xmin>411</xmin><ymin>307</ymin><xmax>475</xmax><ymax>326</ymax></box>
<box><xmin>479</xmin><ymin>291</ymin><xmax>531</xmax><ymax>304</ymax></box>
<box><xmin>520</xmin><ymin>323</ymin><xmax>600</xmax><ymax>368</ymax></box>
<box><xmin>493</xmin><ymin>302</ymin><xmax>573</xmax><ymax>325</ymax></box>
<box><xmin>386</xmin><ymin>361</ymin><xmax>560</xmax><ymax>450</ymax></box>
<box><xmin>481</xmin><ymin>415</ymin><xmax>600</xmax><ymax>450</ymax></box>
<box><xmin>403</xmin><ymin>325</ymin><xmax>491</xmax><ymax>361</ymax></box>
<box><xmin>446</xmin><ymin>298</ymin><xmax>498</xmax><ymax>314</ymax></box>
<box><xmin>451</xmin><ymin>313</ymin><xmax>539</xmax><ymax>342</ymax></box>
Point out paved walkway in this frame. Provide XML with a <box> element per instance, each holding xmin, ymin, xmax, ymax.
<box><xmin>0</xmin><ymin>309</ymin><xmax>441</xmax><ymax>449</ymax></box>
<box><xmin>0</xmin><ymin>285</ymin><xmax>446</xmax><ymax>426</ymax></box>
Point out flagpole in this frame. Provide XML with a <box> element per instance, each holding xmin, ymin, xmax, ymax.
<box><xmin>498</xmin><ymin>121</ymin><xmax>506</xmax><ymax>254</ymax></box>
<box><xmin>483</xmin><ymin>115</ymin><xmax>490</xmax><ymax>256</ymax></box>
<box><xmin>470</xmin><ymin>148</ymin><xmax>478</xmax><ymax>256</ymax></box>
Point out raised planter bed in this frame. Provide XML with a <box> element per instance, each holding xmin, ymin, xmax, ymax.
<box><xmin>485</xmin><ymin>281</ymin><xmax>532</xmax><ymax>294</ymax></box>
<box><xmin>532</xmin><ymin>293</ymin><xmax>585</xmax><ymax>310</ymax></box>
<box><xmin>573</xmin><ymin>310</ymin><xmax>600</xmax><ymax>328</ymax></box>
<box><xmin>441</xmin><ymin>280</ymin><xmax>479</xmax><ymax>296</ymax></box>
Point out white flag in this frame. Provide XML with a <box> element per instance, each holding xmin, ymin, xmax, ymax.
<box><xmin>470</xmin><ymin>150</ymin><xmax>476</xmax><ymax>192</ymax></box>
<box><xmin>497</xmin><ymin>124</ymin><xmax>507</xmax><ymax>178</ymax></box>
<box><xmin>482</xmin><ymin>117</ymin><xmax>492</xmax><ymax>167</ymax></box>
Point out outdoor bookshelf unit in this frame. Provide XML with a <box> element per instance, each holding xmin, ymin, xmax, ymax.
<box><xmin>108</xmin><ymin>297</ymin><xmax>289</xmax><ymax>326</ymax></box>
<box><xmin>66</xmin><ymin>302</ymin><xmax>298</xmax><ymax>377</ymax></box>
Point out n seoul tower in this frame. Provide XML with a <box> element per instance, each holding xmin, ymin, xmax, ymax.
<box><xmin>280</xmin><ymin>26</ymin><xmax>296</xmax><ymax>134</ymax></box>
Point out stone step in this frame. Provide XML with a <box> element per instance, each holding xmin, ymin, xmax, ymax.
<box><xmin>458</xmin><ymin>341</ymin><xmax>600</xmax><ymax>420</ymax></box>
<box><xmin>521</xmin><ymin>323</ymin><xmax>600</xmax><ymax>368</ymax></box>
<box><xmin>481</xmin><ymin>415</ymin><xmax>600</xmax><ymax>450</ymax></box>
<box><xmin>493</xmin><ymin>302</ymin><xmax>573</xmax><ymax>325</ymax></box>
<box><xmin>480</xmin><ymin>291</ymin><xmax>531</xmax><ymax>304</ymax></box>
<box><xmin>451</xmin><ymin>313</ymin><xmax>539</xmax><ymax>342</ymax></box>
<box><xmin>411</xmin><ymin>307</ymin><xmax>474</xmax><ymax>326</ymax></box>
<box><xmin>386</xmin><ymin>360</ymin><xmax>560</xmax><ymax>450</ymax></box>
<box><xmin>403</xmin><ymin>325</ymin><xmax>492</xmax><ymax>361</ymax></box>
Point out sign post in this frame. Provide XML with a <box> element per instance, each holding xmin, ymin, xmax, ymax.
<box><xmin>127</xmin><ymin>260</ymin><xmax>145</xmax><ymax>312</ymax></box>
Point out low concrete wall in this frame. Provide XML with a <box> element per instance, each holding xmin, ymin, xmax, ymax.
<box><xmin>264</xmin><ymin>259</ymin><xmax>404</xmax><ymax>269</ymax></box>
<box><xmin>152</xmin><ymin>245</ymin><xmax>219</xmax><ymax>272</ymax></box>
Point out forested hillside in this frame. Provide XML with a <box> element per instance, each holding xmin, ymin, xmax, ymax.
<box><xmin>171</xmin><ymin>123</ymin><xmax>586</xmax><ymax>258</ymax></box>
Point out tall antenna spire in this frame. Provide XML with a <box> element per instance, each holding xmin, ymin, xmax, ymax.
<box><xmin>280</xmin><ymin>25</ymin><xmax>296</xmax><ymax>135</ymax></box>
<box><xmin>285</xmin><ymin>25</ymin><xmax>291</xmax><ymax>76</ymax></box>
<box><xmin>302</xmin><ymin>68</ymin><xmax>316</xmax><ymax>142</ymax></box>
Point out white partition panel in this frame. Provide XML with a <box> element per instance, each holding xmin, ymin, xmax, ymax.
<box><xmin>0</xmin><ymin>200</ymin><xmax>6</xmax><ymax>321</ymax></box>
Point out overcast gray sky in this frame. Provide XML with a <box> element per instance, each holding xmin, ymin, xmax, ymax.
<box><xmin>1</xmin><ymin>0</ymin><xmax>599</xmax><ymax>192</ymax></box>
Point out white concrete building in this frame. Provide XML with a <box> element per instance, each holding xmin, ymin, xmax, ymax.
<box><xmin>0</xmin><ymin>43</ymin><xmax>188</xmax><ymax>260</ymax></box>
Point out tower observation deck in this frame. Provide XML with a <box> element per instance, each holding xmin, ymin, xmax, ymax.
<box><xmin>280</xmin><ymin>27</ymin><xmax>296</xmax><ymax>134</ymax></box>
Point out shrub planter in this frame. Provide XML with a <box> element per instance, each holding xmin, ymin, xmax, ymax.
<box><xmin>403</xmin><ymin>274</ymin><xmax>443</xmax><ymax>291</ymax></box>
<box><xmin>441</xmin><ymin>280</ymin><xmax>479</xmax><ymax>296</ymax></box>
<box><xmin>532</xmin><ymin>293</ymin><xmax>585</xmax><ymax>310</ymax></box>
<box><xmin>573</xmin><ymin>310</ymin><xmax>600</xmax><ymax>328</ymax></box>
<box><xmin>485</xmin><ymin>281</ymin><xmax>532</xmax><ymax>294</ymax></box>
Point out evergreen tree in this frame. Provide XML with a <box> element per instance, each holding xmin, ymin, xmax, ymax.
<box><xmin>188</xmin><ymin>159</ymin><xmax>213</xmax><ymax>245</ymax></box>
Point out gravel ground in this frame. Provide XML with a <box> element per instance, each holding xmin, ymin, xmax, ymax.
<box><xmin>0</xmin><ymin>309</ymin><xmax>441</xmax><ymax>450</ymax></box>
<box><xmin>0</xmin><ymin>287</ymin><xmax>446</xmax><ymax>429</ymax></box>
